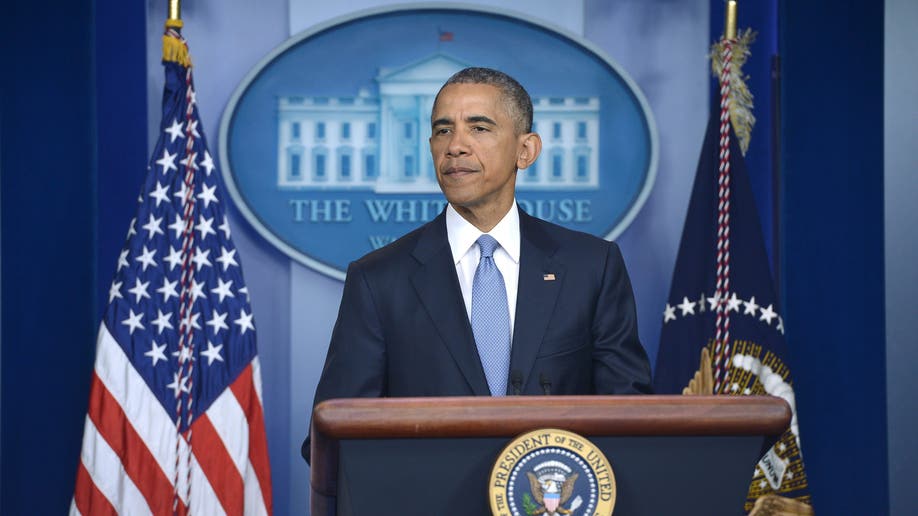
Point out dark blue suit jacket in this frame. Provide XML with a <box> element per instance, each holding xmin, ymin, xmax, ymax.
<box><xmin>304</xmin><ymin>207</ymin><xmax>651</xmax><ymax>460</ymax></box>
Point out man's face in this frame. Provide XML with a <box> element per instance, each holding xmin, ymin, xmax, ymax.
<box><xmin>429</xmin><ymin>83</ymin><xmax>527</xmax><ymax>214</ymax></box>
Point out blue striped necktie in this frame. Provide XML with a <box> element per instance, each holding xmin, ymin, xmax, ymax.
<box><xmin>471</xmin><ymin>234</ymin><xmax>511</xmax><ymax>396</ymax></box>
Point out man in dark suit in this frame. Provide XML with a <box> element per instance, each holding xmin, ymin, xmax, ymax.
<box><xmin>304</xmin><ymin>67</ymin><xmax>651</xmax><ymax>461</ymax></box>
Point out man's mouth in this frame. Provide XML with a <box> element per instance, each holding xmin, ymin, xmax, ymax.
<box><xmin>443</xmin><ymin>166</ymin><xmax>478</xmax><ymax>176</ymax></box>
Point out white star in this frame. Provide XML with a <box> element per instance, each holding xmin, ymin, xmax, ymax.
<box><xmin>759</xmin><ymin>480</ymin><xmax>767</xmax><ymax>489</ymax></box>
<box><xmin>201</xmin><ymin>341</ymin><xmax>224</xmax><ymax>366</ymax></box>
<box><xmin>189</xmin><ymin>278</ymin><xmax>205</xmax><ymax>302</ymax></box>
<box><xmin>188</xmin><ymin>87</ymin><xmax>197</xmax><ymax>107</ymax></box>
<box><xmin>197</xmin><ymin>215</ymin><xmax>216</xmax><ymax>240</ymax></box>
<box><xmin>731</xmin><ymin>383</ymin><xmax>739</xmax><ymax>392</ymax></box>
<box><xmin>239</xmin><ymin>286</ymin><xmax>249</xmax><ymax>301</ymax></box>
<box><xmin>164</xmin><ymin>246</ymin><xmax>183</xmax><ymax>271</ymax></box>
<box><xmin>151</xmin><ymin>309</ymin><xmax>173</xmax><ymax>334</ymax></box>
<box><xmin>179</xmin><ymin>311</ymin><xmax>202</xmax><ymax>332</ymax></box>
<box><xmin>197</xmin><ymin>183</ymin><xmax>218</xmax><ymax>209</ymax></box>
<box><xmin>786</xmin><ymin>471</ymin><xmax>794</xmax><ymax>480</ymax></box>
<box><xmin>108</xmin><ymin>280</ymin><xmax>123</xmax><ymax>303</ymax></box>
<box><xmin>760</xmin><ymin>304</ymin><xmax>778</xmax><ymax>325</ymax></box>
<box><xmin>663</xmin><ymin>303</ymin><xmax>676</xmax><ymax>323</ymax></box>
<box><xmin>127</xmin><ymin>278</ymin><xmax>151</xmax><ymax>303</ymax></box>
<box><xmin>234</xmin><ymin>309</ymin><xmax>255</xmax><ymax>335</ymax></box>
<box><xmin>157</xmin><ymin>277</ymin><xmax>179</xmax><ymax>302</ymax></box>
<box><xmin>777</xmin><ymin>442</ymin><xmax>787</xmax><ymax>453</ymax></box>
<box><xmin>707</xmin><ymin>292</ymin><xmax>721</xmax><ymax>312</ymax></box>
<box><xmin>149</xmin><ymin>181</ymin><xmax>170</xmax><ymax>207</ymax></box>
<box><xmin>127</xmin><ymin>217</ymin><xmax>137</xmax><ymax>237</ymax></box>
<box><xmin>206</xmin><ymin>309</ymin><xmax>229</xmax><ymax>333</ymax></box>
<box><xmin>192</xmin><ymin>247</ymin><xmax>211</xmax><ymax>270</ymax></box>
<box><xmin>776</xmin><ymin>316</ymin><xmax>785</xmax><ymax>335</ymax></box>
<box><xmin>187</xmin><ymin>119</ymin><xmax>200</xmax><ymax>138</ymax></box>
<box><xmin>135</xmin><ymin>245</ymin><xmax>157</xmax><ymax>271</ymax></box>
<box><xmin>122</xmin><ymin>309</ymin><xmax>145</xmax><ymax>334</ymax></box>
<box><xmin>726</xmin><ymin>292</ymin><xmax>742</xmax><ymax>313</ymax></box>
<box><xmin>156</xmin><ymin>148</ymin><xmax>177</xmax><ymax>174</ymax></box>
<box><xmin>144</xmin><ymin>340</ymin><xmax>168</xmax><ymax>366</ymax></box>
<box><xmin>216</xmin><ymin>247</ymin><xmax>238</xmax><ymax>271</ymax></box>
<box><xmin>696</xmin><ymin>293</ymin><xmax>706</xmax><ymax>313</ymax></box>
<box><xmin>142</xmin><ymin>213</ymin><xmax>164</xmax><ymax>240</ymax></box>
<box><xmin>677</xmin><ymin>296</ymin><xmax>696</xmax><ymax>316</ymax></box>
<box><xmin>173</xmin><ymin>179</ymin><xmax>189</xmax><ymax>205</ymax></box>
<box><xmin>212</xmin><ymin>278</ymin><xmax>234</xmax><ymax>303</ymax></box>
<box><xmin>743</xmin><ymin>296</ymin><xmax>760</xmax><ymax>315</ymax></box>
<box><xmin>183</xmin><ymin>152</ymin><xmax>198</xmax><ymax>172</ymax></box>
<box><xmin>172</xmin><ymin>345</ymin><xmax>194</xmax><ymax>364</ymax></box>
<box><xmin>218</xmin><ymin>216</ymin><xmax>231</xmax><ymax>239</ymax></box>
<box><xmin>166</xmin><ymin>371</ymin><xmax>190</xmax><ymax>395</ymax></box>
<box><xmin>164</xmin><ymin>118</ymin><xmax>184</xmax><ymax>143</ymax></box>
<box><xmin>199</xmin><ymin>151</ymin><xmax>216</xmax><ymax>176</ymax></box>
<box><xmin>168</xmin><ymin>214</ymin><xmax>187</xmax><ymax>239</ymax></box>
<box><xmin>117</xmin><ymin>249</ymin><xmax>129</xmax><ymax>271</ymax></box>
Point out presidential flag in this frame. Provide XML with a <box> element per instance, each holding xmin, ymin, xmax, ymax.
<box><xmin>653</xmin><ymin>31</ymin><xmax>812</xmax><ymax>513</ymax></box>
<box><xmin>71</xmin><ymin>23</ymin><xmax>272</xmax><ymax>515</ymax></box>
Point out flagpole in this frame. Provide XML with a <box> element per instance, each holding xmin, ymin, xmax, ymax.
<box><xmin>168</xmin><ymin>0</ymin><xmax>181</xmax><ymax>23</ymax></box>
<box><xmin>724</xmin><ymin>0</ymin><xmax>738</xmax><ymax>40</ymax></box>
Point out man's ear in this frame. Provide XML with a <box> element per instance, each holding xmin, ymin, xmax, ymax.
<box><xmin>517</xmin><ymin>132</ymin><xmax>542</xmax><ymax>170</ymax></box>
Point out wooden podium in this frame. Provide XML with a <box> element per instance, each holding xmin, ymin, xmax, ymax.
<box><xmin>310</xmin><ymin>395</ymin><xmax>790</xmax><ymax>515</ymax></box>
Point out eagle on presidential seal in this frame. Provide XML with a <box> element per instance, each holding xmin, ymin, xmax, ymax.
<box><xmin>525</xmin><ymin>460</ymin><xmax>580</xmax><ymax>515</ymax></box>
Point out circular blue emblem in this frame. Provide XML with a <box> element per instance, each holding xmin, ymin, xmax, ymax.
<box><xmin>220</xmin><ymin>6</ymin><xmax>657</xmax><ymax>279</ymax></box>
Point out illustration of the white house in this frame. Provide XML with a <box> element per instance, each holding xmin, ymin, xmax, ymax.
<box><xmin>277</xmin><ymin>54</ymin><xmax>600</xmax><ymax>192</ymax></box>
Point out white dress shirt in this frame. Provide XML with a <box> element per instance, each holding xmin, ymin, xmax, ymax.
<box><xmin>445</xmin><ymin>201</ymin><xmax>521</xmax><ymax>338</ymax></box>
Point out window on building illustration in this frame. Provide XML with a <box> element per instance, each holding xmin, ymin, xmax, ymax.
<box><xmin>289</xmin><ymin>153</ymin><xmax>301</xmax><ymax>179</ymax></box>
<box><xmin>404</xmin><ymin>122</ymin><xmax>413</xmax><ymax>140</ymax></box>
<box><xmin>577</xmin><ymin>122</ymin><xmax>587</xmax><ymax>140</ymax></box>
<box><xmin>552</xmin><ymin>151</ymin><xmax>563</xmax><ymax>180</ymax></box>
<box><xmin>341</xmin><ymin>122</ymin><xmax>351</xmax><ymax>140</ymax></box>
<box><xmin>404</xmin><ymin>155</ymin><xmax>415</xmax><ymax>177</ymax></box>
<box><xmin>365</xmin><ymin>153</ymin><xmax>377</xmax><ymax>179</ymax></box>
<box><xmin>367</xmin><ymin>122</ymin><xmax>377</xmax><ymax>140</ymax></box>
<box><xmin>524</xmin><ymin>164</ymin><xmax>538</xmax><ymax>182</ymax></box>
<box><xmin>576</xmin><ymin>155</ymin><xmax>588</xmax><ymax>181</ymax></box>
<box><xmin>316</xmin><ymin>122</ymin><xmax>326</xmax><ymax>140</ymax></box>
<box><xmin>314</xmin><ymin>97</ymin><xmax>329</xmax><ymax>105</ymax></box>
<box><xmin>314</xmin><ymin>153</ymin><xmax>327</xmax><ymax>180</ymax></box>
<box><xmin>340</xmin><ymin>154</ymin><xmax>351</xmax><ymax>179</ymax></box>
<box><xmin>364</xmin><ymin>153</ymin><xmax>377</xmax><ymax>179</ymax></box>
<box><xmin>553</xmin><ymin>122</ymin><xmax>562</xmax><ymax>140</ymax></box>
<box><xmin>291</xmin><ymin>122</ymin><xmax>301</xmax><ymax>140</ymax></box>
<box><xmin>549</xmin><ymin>97</ymin><xmax>565</xmax><ymax>105</ymax></box>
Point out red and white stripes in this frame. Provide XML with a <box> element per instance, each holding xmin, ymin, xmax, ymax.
<box><xmin>713</xmin><ymin>38</ymin><xmax>734</xmax><ymax>394</ymax></box>
<box><xmin>71</xmin><ymin>325</ymin><xmax>271</xmax><ymax>515</ymax></box>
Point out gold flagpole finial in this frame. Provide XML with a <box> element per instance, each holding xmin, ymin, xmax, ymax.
<box><xmin>167</xmin><ymin>0</ymin><xmax>183</xmax><ymax>28</ymax></box>
<box><xmin>724</xmin><ymin>0</ymin><xmax>738</xmax><ymax>40</ymax></box>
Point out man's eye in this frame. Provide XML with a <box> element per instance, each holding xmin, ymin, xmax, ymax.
<box><xmin>435</xmin><ymin>128</ymin><xmax>451</xmax><ymax>135</ymax></box>
<box><xmin>472</xmin><ymin>126</ymin><xmax>488</xmax><ymax>132</ymax></box>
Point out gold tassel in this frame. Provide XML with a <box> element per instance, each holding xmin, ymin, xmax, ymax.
<box><xmin>162</xmin><ymin>23</ymin><xmax>192</xmax><ymax>68</ymax></box>
<box><xmin>711</xmin><ymin>28</ymin><xmax>756</xmax><ymax>155</ymax></box>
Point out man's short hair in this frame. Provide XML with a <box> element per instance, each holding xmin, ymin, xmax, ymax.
<box><xmin>436</xmin><ymin>67</ymin><xmax>533</xmax><ymax>135</ymax></box>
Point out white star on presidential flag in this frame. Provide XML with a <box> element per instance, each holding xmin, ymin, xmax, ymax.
<box><xmin>164</xmin><ymin>246</ymin><xmax>183</xmax><ymax>272</ymax></box>
<box><xmin>186</xmin><ymin>118</ymin><xmax>201</xmax><ymax>138</ymax></box>
<box><xmin>212</xmin><ymin>278</ymin><xmax>234</xmax><ymax>303</ymax></box>
<box><xmin>663</xmin><ymin>303</ymin><xmax>676</xmax><ymax>323</ymax></box>
<box><xmin>216</xmin><ymin>247</ymin><xmax>238</xmax><ymax>271</ymax></box>
<box><xmin>135</xmin><ymin>245</ymin><xmax>157</xmax><ymax>271</ymax></box>
<box><xmin>197</xmin><ymin>215</ymin><xmax>216</xmax><ymax>239</ymax></box>
<box><xmin>151</xmin><ymin>309</ymin><xmax>173</xmax><ymax>334</ymax></box>
<box><xmin>760</xmin><ymin>304</ymin><xmax>778</xmax><ymax>325</ymax></box>
<box><xmin>164</xmin><ymin>118</ymin><xmax>184</xmax><ymax>143</ymax></box>
<box><xmin>144</xmin><ymin>340</ymin><xmax>168</xmax><ymax>367</ymax></box>
<box><xmin>201</xmin><ymin>341</ymin><xmax>224</xmax><ymax>365</ymax></box>
<box><xmin>156</xmin><ymin>148</ymin><xmax>177</xmax><ymax>173</ymax></box>
<box><xmin>197</xmin><ymin>183</ymin><xmax>218</xmax><ymax>208</ymax></box>
<box><xmin>192</xmin><ymin>247</ymin><xmax>212</xmax><ymax>270</ymax></box>
<box><xmin>121</xmin><ymin>309</ymin><xmax>144</xmax><ymax>335</ymax></box>
<box><xmin>206</xmin><ymin>309</ymin><xmax>229</xmax><ymax>334</ymax></box>
<box><xmin>108</xmin><ymin>280</ymin><xmax>123</xmax><ymax>303</ymax></box>
<box><xmin>678</xmin><ymin>296</ymin><xmax>696</xmax><ymax>316</ymax></box>
<box><xmin>166</xmin><ymin>371</ymin><xmax>190</xmax><ymax>395</ymax></box>
<box><xmin>199</xmin><ymin>150</ymin><xmax>215</xmax><ymax>176</ymax></box>
<box><xmin>743</xmin><ymin>296</ymin><xmax>760</xmax><ymax>315</ymax></box>
<box><xmin>179</xmin><ymin>311</ymin><xmax>202</xmax><ymax>332</ymax></box>
<box><xmin>142</xmin><ymin>213</ymin><xmax>164</xmax><ymax>240</ymax></box>
<box><xmin>127</xmin><ymin>278</ymin><xmax>151</xmax><ymax>303</ymax></box>
<box><xmin>726</xmin><ymin>292</ymin><xmax>742</xmax><ymax>313</ymax></box>
<box><xmin>156</xmin><ymin>277</ymin><xmax>178</xmax><ymax>302</ymax></box>
<box><xmin>168</xmin><ymin>214</ymin><xmax>186</xmax><ymax>240</ymax></box>
<box><xmin>235</xmin><ymin>309</ymin><xmax>255</xmax><ymax>335</ymax></box>
<box><xmin>189</xmin><ymin>278</ymin><xmax>205</xmax><ymax>302</ymax></box>
<box><xmin>149</xmin><ymin>181</ymin><xmax>170</xmax><ymax>207</ymax></box>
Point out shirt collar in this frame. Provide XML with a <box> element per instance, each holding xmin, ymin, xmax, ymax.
<box><xmin>446</xmin><ymin>200</ymin><xmax>521</xmax><ymax>265</ymax></box>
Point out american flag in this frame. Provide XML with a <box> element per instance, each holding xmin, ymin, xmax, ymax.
<box><xmin>71</xmin><ymin>27</ymin><xmax>272</xmax><ymax>515</ymax></box>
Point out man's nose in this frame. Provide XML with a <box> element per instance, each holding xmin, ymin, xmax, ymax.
<box><xmin>446</xmin><ymin>131</ymin><xmax>470</xmax><ymax>156</ymax></box>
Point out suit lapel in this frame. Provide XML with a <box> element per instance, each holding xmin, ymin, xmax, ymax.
<box><xmin>510</xmin><ymin>209</ymin><xmax>564</xmax><ymax>392</ymax></box>
<box><xmin>410</xmin><ymin>213</ymin><xmax>490</xmax><ymax>395</ymax></box>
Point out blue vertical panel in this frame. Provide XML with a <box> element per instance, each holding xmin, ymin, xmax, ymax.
<box><xmin>0</xmin><ymin>2</ymin><xmax>95</xmax><ymax>513</ymax></box>
<box><xmin>780</xmin><ymin>1</ymin><xmax>888</xmax><ymax>513</ymax></box>
<box><xmin>94</xmin><ymin>0</ymin><xmax>148</xmax><ymax>313</ymax></box>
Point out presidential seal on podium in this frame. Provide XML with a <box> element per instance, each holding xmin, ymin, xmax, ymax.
<box><xmin>489</xmin><ymin>428</ymin><xmax>616</xmax><ymax>515</ymax></box>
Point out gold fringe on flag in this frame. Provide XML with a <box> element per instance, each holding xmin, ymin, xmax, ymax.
<box><xmin>711</xmin><ymin>28</ymin><xmax>756</xmax><ymax>155</ymax></box>
<box><xmin>162</xmin><ymin>20</ymin><xmax>192</xmax><ymax>68</ymax></box>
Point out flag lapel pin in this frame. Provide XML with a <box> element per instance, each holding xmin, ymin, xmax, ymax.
<box><xmin>543</xmin><ymin>273</ymin><xmax>556</xmax><ymax>281</ymax></box>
